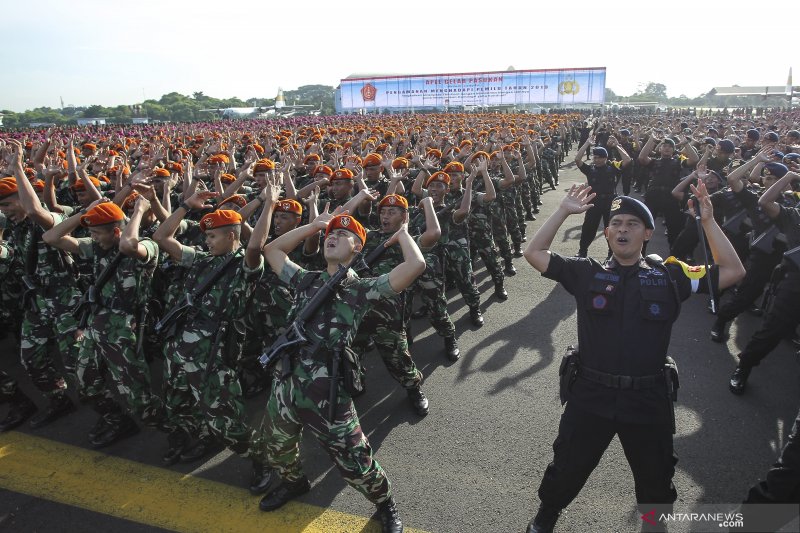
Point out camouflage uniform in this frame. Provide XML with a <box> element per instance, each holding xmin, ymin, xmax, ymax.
<box><xmin>467</xmin><ymin>181</ymin><xmax>504</xmax><ymax>287</ymax></box>
<box><xmin>0</xmin><ymin>237</ymin><xmax>22</xmax><ymax>403</ymax></box>
<box><xmin>75</xmin><ymin>238</ymin><xmax>164</xmax><ymax>427</ymax></box>
<box><xmin>162</xmin><ymin>246</ymin><xmax>261</xmax><ymax>455</ymax></box>
<box><xmin>255</xmin><ymin>264</ymin><xmax>399</xmax><ymax>504</ymax></box>
<box><xmin>352</xmin><ymin>229</ymin><xmax>423</xmax><ymax>389</ymax></box>
<box><xmin>442</xmin><ymin>188</ymin><xmax>481</xmax><ymax>309</ymax></box>
<box><xmin>14</xmin><ymin>217</ymin><xmax>80</xmax><ymax>398</ymax></box>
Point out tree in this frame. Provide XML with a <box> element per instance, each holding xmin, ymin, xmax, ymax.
<box><xmin>604</xmin><ymin>88</ymin><xmax>617</xmax><ymax>102</ymax></box>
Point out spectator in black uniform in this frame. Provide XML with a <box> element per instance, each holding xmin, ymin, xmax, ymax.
<box><xmin>523</xmin><ymin>184</ymin><xmax>744</xmax><ymax>533</ymax></box>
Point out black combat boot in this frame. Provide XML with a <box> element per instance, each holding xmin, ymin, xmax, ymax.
<box><xmin>406</xmin><ymin>386</ymin><xmax>429</xmax><ymax>416</ymax></box>
<box><xmin>710</xmin><ymin>318</ymin><xmax>728</xmax><ymax>343</ymax></box>
<box><xmin>90</xmin><ymin>414</ymin><xmax>140</xmax><ymax>448</ymax></box>
<box><xmin>494</xmin><ymin>282</ymin><xmax>508</xmax><ymax>301</ymax></box>
<box><xmin>376</xmin><ymin>497</ymin><xmax>403</xmax><ymax>533</ymax></box>
<box><xmin>526</xmin><ymin>505</ymin><xmax>561</xmax><ymax>533</ymax></box>
<box><xmin>179</xmin><ymin>435</ymin><xmax>222</xmax><ymax>463</ymax></box>
<box><xmin>249</xmin><ymin>460</ymin><xmax>277</xmax><ymax>495</ymax></box>
<box><xmin>469</xmin><ymin>306</ymin><xmax>484</xmax><ymax>328</ymax></box>
<box><xmin>444</xmin><ymin>336</ymin><xmax>460</xmax><ymax>361</ymax></box>
<box><xmin>0</xmin><ymin>390</ymin><xmax>37</xmax><ymax>432</ymax></box>
<box><xmin>504</xmin><ymin>258</ymin><xmax>517</xmax><ymax>276</ymax></box>
<box><xmin>729</xmin><ymin>364</ymin><xmax>752</xmax><ymax>395</ymax></box>
<box><xmin>162</xmin><ymin>428</ymin><xmax>190</xmax><ymax>466</ymax></box>
<box><xmin>526</xmin><ymin>211</ymin><xmax>537</xmax><ymax>221</ymax></box>
<box><xmin>29</xmin><ymin>392</ymin><xmax>75</xmax><ymax>429</ymax></box>
<box><xmin>513</xmin><ymin>244</ymin><xmax>524</xmax><ymax>258</ymax></box>
<box><xmin>259</xmin><ymin>476</ymin><xmax>311</xmax><ymax>511</ymax></box>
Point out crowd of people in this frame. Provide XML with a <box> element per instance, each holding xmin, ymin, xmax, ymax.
<box><xmin>0</xmin><ymin>109</ymin><xmax>798</xmax><ymax>531</ymax></box>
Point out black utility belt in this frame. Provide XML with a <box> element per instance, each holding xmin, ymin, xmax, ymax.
<box><xmin>578</xmin><ymin>365</ymin><xmax>665</xmax><ymax>390</ymax></box>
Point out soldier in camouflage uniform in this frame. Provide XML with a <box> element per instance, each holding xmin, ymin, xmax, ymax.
<box><xmin>258</xmin><ymin>209</ymin><xmax>425</xmax><ymax>533</ymax></box>
<box><xmin>0</xmin><ymin>146</ymin><xmax>80</xmax><ymax>432</ymax></box>
<box><xmin>456</xmin><ymin>160</ymin><xmax>507</xmax><ymax>300</ymax></box>
<box><xmin>352</xmin><ymin>194</ymin><xmax>441</xmax><ymax>416</ymax></box>
<box><xmin>43</xmin><ymin>199</ymin><xmax>164</xmax><ymax>447</ymax></box>
<box><xmin>153</xmin><ymin>185</ymin><xmax>275</xmax><ymax>479</ymax></box>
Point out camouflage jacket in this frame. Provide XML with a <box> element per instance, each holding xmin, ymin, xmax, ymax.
<box><xmin>76</xmin><ymin>238</ymin><xmax>159</xmax><ymax>315</ymax></box>
<box><xmin>279</xmin><ymin>264</ymin><xmax>398</xmax><ymax>352</ymax></box>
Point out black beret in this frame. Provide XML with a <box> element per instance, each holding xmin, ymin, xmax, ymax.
<box><xmin>609</xmin><ymin>196</ymin><xmax>654</xmax><ymax>229</ymax></box>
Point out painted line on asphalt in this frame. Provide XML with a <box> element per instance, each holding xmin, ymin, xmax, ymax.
<box><xmin>0</xmin><ymin>431</ymin><xmax>427</xmax><ymax>533</ymax></box>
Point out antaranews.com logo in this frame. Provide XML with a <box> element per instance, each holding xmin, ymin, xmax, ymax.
<box><xmin>638</xmin><ymin>504</ymin><xmax>799</xmax><ymax>532</ymax></box>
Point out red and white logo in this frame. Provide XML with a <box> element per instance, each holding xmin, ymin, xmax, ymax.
<box><xmin>361</xmin><ymin>83</ymin><xmax>377</xmax><ymax>102</ymax></box>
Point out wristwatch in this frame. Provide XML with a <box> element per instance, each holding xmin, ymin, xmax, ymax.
<box><xmin>179</xmin><ymin>201</ymin><xmax>192</xmax><ymax>212</ymax></box>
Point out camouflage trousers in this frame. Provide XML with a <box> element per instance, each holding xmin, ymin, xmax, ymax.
<box><xmin>254</xmin><ymin>359</ymin><xmax>392</xmax><ymax>504</ymax></box>
<box><xmin>408</xmin><ymin>254</ymin><xmax>456</xmax><ymax>338</ymax></box>
<box><xmin>163</xmin><ymin>324</ymin><xmax>252</xmax><ymax>455</ymax></box>
<box><xmin>353</xmin><ymin>295</ymin><xmax>422</xmax><ymax>389</ymax></box>
<box><xmin>498</xmin><ymin>193</ymin><xmax>523</xmax><ymax>247</ymax></box>
<box><xmin>469</xmin><ymin>218</ymin><xmax>504</xmax><ymax>286</ymax></box>
<box><xmin>443</xmin><ymin>239</ymin><xmax>481</xmax><ymax>309</ymax></box>
<box><xmin>20</xmin><ymin>294</ymin><xmax>79</xmax><ymax>398</ymax></box>
<box><xmin>539</xmin><ymin>161</ymin><xmax>556</xmax><ymax>189</ymax></box>
<box><xmin>77</xmin><ymin>310</ymin><xmax>164</xmax><ymax>426</ymax></box>
<box><xmin>519</xmin><ymin>177</ymin><xmax>534</xmax><ymax>215</ymax></box>
<box><xmin>490</xmin><ymin>207</ymin><xmax>514</xmax><ymax>263</ymax></box>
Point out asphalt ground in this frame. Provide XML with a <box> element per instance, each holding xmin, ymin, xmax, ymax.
<box><xmin>1</xmin><ymin>150</ymin><xmax>799</xmax><ymax>533</ymax></box>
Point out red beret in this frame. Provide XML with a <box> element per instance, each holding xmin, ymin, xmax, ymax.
<box><xmin>219</xmin><ymin>173</ymin><xmax>236</xmax><ymax>184</ymax></box>
<box><xmin>392</xmin><ymin>157</ymin><xmax>409</xmax><ymax>170</ymax></box>
<box><xmin>72</xmin><ymin>176</ymin><xmax>102</xmax><ymax>191</ymax></box>
<box><xmin>443</xmin><ymin>162</ymin><xmax>464</xmax><ymax>173</ymax></box>
<box><xmin>122</xmin><ymin>192</ymin><xmax>139</xmax><ymax>211</ymax></box>
<box><xmin>275</xmin><ymin>199</ymin><xmax>303</xmax><ymax>215</ymax></box>
<box><xmin>325</xmin><ymin>214</ymin><xmax>366</xmax><ymax>245</ymax></box>
<box><xmin>363</xmin><ymin>153</ymin><xmax>383</xmax><ymax>167</ymax></box>
<box><xmin>81</xmin><ymin>202</ymin><xmax>125</xmax><ymax>227</ymax></box>
<box><xmin>0</xmin><ymin>177</ymin><xmax>18</xmax><ymax>199</ymax></box>
<box><xmin>199</xmin><ymin>209</ymin><xmax>242</xmax><ymax>231</ymax></box>
<box><xmin>31</xmin><ymin>179</ymin><xmax>45</xmax><ymax>192</ymax></box>
<box><xmin>331</xmin><ymin>169</ymin><xmax>354</xmax><ymax>181</ymax></box>
<box><xmin>82</xmin><ymin>143</ymin><xmax>97</xmax><ymax>152</ymax></box>
<box><xmin>379</xmin><ymin>194</ymin><xmax>408</xmax><ymax>210</ymax></box>
<box><xmin>426</xmin><ymin>149</ymin><xmax>442</xmax><ymax>159</ymax></box>
<box><xmin>425</xmin><ymin>171</ymin><xmax>451</xmax><ymax>187</ymax></box>
<box><xmin>153</xmin><ymin>168</ymin><xmax>171</xmax><ymax>177</ymax></box>
<box><xmin>253</xmin><ymin>159</ymin><xmax>276</xmax><ymax>172</ymax></box>
<box><xmin>218</xmin><ymin>195</ymin><xmax>248</xmax><ymax>209</ymax></box>
<box><xmin>304</xmin><ymin>154</ymin><xmax>321</xmax><ymax>163</ymax></box>
<box><xmin>313</xmin><ymin>165</ymin><xmax>334</xmax><ymax>177</ymax></box>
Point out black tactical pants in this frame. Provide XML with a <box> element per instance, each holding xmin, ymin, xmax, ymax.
<box><xmin>745</xmin><ymin>405</ymin><xmax>800</xmax><ymax>503</ymax></box>
<box><xmin>537</xmin><ymin>402</ymin><xmax>677</xmax><ymax>510</ymax></box>
<box><xmin>578</xmin><ymin>195</ymin><xmax>613</xmax><ymax>255</ymax></box>
<box><xmin>738</xmin><ymin>273</ymin><xmax>800</xmax><ymax>369</ymax></box>
<box><xmin>644</xmin><ymin>187</ymin><xmax>685</xmax><ymax>246</ymax></box>
<box><xmin>717</xmin><ymin>250</ymin><xmax>782</xmax><ymax>323</ymax></box>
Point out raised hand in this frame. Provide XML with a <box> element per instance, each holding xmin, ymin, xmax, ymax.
<box><xmin>559</xmin><ymin>184</ymin><xmax>595</xmax><ymax>215</ymax></box>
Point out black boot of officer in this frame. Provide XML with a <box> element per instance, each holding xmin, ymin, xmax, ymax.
<box><xmin>29</xmin><ymin>392</ymin><xmax>75</xmax><ymax>429</ymax></box>
<box><xmin>527</xmin><ymin>505</ymin><xmax>561</xmax><ymax>533</ymax></box>
<box><xmin>376</xmin><ymin>497</ymin><xmax>404</xmax><ymax>532</ymax></box>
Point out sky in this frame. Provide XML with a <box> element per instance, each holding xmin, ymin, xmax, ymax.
<box><xmin>2</xmin><ymin>0</ymin><xmax>796</xmax><ymax>113</ymax></box>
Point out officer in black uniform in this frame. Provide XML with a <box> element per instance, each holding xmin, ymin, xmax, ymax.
<box><xmin>710</xmin><ymin>157</ymin><xmax>789</xmax><ymax>343</ymax></box>
<box><xmin>522</xmin><ymin>184</ymin><xmax>745</xmax><ymax>533</ymax></box>
<box><xmin>573</xmin><ymin>139</ymin><xmax>631</xmax><ymax>257</ymax></box>
<box><xmin>637</xmin><ymin>133</ymin><xmax>700</xmax><ymax>246</ymax></box>
<box><xmin>729</xmin><ymin>169</ymin><xmax>800</xmax><ymax>395</ymax></box>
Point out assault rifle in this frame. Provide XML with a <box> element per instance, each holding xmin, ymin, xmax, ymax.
<box><xmin>154</xmin><ymin>249</ymin><xmax>242</xmax><ymax>339</ymax></box>
<box><xmin>259</xmin><ymin>239</ymin><xmax>392</xmax><ymax>421</ymax></box>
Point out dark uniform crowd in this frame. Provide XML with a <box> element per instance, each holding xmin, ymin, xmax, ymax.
<box><xmin>0</xmin><ymin>110</ymin><xmax>797</xmax><ymax>532</ymax></box>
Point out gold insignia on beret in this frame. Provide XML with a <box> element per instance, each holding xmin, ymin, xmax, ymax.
<box><xmin>341</xmin><ymin>216</ymin><xmax>350</xmax><ymax>227</ymax></box>
<box><xmin>389</xmin><ymin>196</ymin><xmax>396</xmax><ymax>205</ymax></box>
<box><xmin>611</xmin><ymin>198</ymin><xmax>622</xmax><ymax>211</ymax></box>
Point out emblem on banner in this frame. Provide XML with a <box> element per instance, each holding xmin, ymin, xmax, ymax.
<box><xmin>361</xmin><ymin>83</ymin><xmax>377</xmax><ymax>102</ymax></box>
<box><xmin>558</xmin><ymin>80</ymin><xmax>580</xmax><ymax>95</ymax></box>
